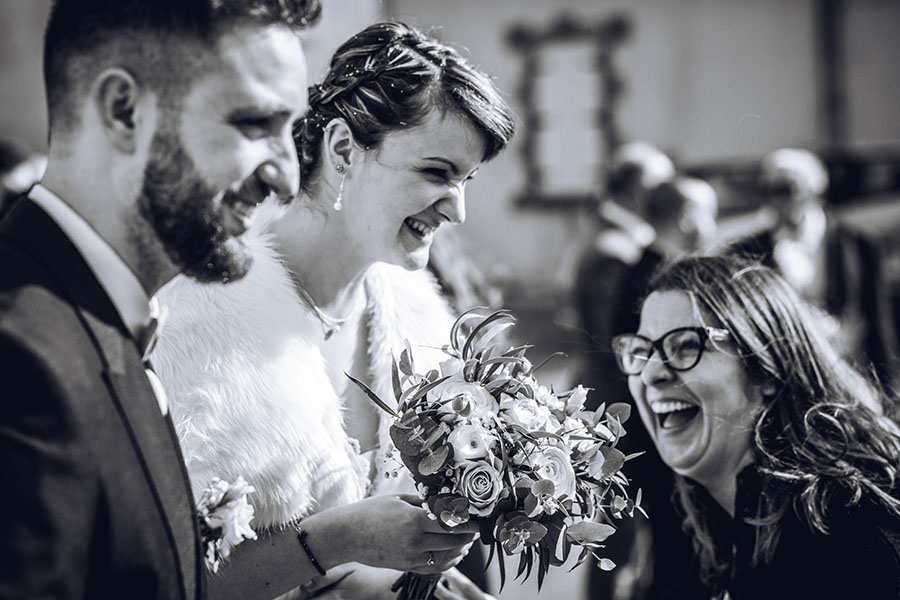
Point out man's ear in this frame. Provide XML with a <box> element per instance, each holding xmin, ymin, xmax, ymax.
<box><xmin>93</xmin><ymin>68</ymin><xmax>144</xmax><ymax>153</ymax></box>
<box><xmin>323</xmin><ymin>118</ymin><xmax>355</xmax><ymax>171</ymax></box>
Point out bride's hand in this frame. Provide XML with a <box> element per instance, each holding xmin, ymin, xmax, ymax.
<box><xmin>434</xmin><ymin>568</ymin><xmax>497</xmax><ymax>600</ymax></box>
<box><xmin>328</xmin><ymin>494</ymin><xmax>478</xmax><ymax>575</ymax></box>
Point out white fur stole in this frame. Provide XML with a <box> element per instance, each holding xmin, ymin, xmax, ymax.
<box><xmin>153</xmin><ymin>228</ymin><xmax>367</xmax><ymax>529</ymax></box>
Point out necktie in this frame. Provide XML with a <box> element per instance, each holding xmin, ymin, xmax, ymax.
<box><xmin>138</xmin><ymin>302</ymin><xmax>168</xmax><ymax>415</ymax></box>
<box><xmin>138</xmin><ymin>315</ymin><xmax>159</xmax><ymax>361</ymax></box>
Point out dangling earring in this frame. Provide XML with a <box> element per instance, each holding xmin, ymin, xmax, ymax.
<box><xmin>333</xmin><ymin>164</ymin><xmax>345</xmax><ymax>212</ymax></box>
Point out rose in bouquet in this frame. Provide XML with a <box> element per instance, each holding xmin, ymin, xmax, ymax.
<box><xmin>348</xmin><ymin>309</ymin><xmax>642</xmax><ymax>599</ymax></box>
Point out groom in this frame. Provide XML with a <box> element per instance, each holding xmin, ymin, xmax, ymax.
<box><xmin>0</xmin><ymin>0</ymin><xmax>317</xmax><ymax>597</ymax></box>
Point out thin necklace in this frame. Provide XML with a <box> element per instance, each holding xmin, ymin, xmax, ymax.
<box><xmin>290</xmin><ymin>275</ymin><xmax>356</xmax><ymax>340</ymax></box>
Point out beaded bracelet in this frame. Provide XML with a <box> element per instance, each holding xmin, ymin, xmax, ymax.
<box><xmin>296</xmin><ymin>528</ymin><xmax>327</xmax><ymax>577</ymax></box>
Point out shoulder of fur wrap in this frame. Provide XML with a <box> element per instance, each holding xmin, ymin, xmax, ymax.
<box><xmin>363</xmin><ymin>263</ymin><xmax>457</xmax><ymax>495</ymax></box>
<box><xmin>152</xmin><ymin>218</ymin><xmax>367</xmax><ymax>528</ymax></box>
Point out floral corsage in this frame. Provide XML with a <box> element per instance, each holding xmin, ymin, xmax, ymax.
<box><xmin>196</xmin><ymin>476</ymin><xmax>258</xmax><ymax>573</ymax></box>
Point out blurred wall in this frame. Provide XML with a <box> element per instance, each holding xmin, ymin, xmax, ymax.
<box><xmin>2</xmin><ymin>0</ymin><xmax>898</xmax><ymax>293</ymax></box>
<box><xmin>0</xmin><ymin>1</ymin><xmax>52</xmax><ymax>155</ymax></box>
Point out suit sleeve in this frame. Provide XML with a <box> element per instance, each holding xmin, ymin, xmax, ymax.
<box><xmin>0</xmin><ymin>331</ymin><xmax>99</xmax><ymax>598</ymax></box>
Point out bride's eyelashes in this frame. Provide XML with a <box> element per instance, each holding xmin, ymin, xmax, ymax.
<box><xmin>422</xmin><ymin>167</ymin><xmax>450</xmax><ymax>181</ymax></box>
<box><xmin>420</xmin><ymin>167</ymin><xmax>478</xmax><ymax>186</ymax></box>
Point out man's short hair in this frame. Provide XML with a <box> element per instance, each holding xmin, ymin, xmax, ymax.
<box><xmin>43</xmin><ymin>0</ymin><xmax>321</xmax><ymax>135</ymax></box>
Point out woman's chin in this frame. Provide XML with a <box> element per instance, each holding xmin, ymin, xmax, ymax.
<box><xmin>395</xmin><ymin>246</ymin><xmax>431</xmax><ymax>271</ymax></box>
<box><xmin>655</xmin><ymin>419</ymin><xmax>707</xmax><ymax>477</ymax></box>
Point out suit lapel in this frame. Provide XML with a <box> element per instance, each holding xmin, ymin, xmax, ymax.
<box><xmin>1</xmin><ymin>198</ymin><xmax>201</xmax><ymax>598</ymax></box>
<box><xmin>87</xmin><ymin>312</ymin><xmax>200</xmax><ymax>599</ymax></box>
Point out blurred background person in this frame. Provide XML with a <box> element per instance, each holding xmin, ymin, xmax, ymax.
<box><xmin>595</xmin><ymin>141</ymin><xmax>676</xmax><ymax>267</ymax></box>
<box><xmin>573</xmin><ymin>141</ymin><xmax>676</xmax><ymax>386</ymax></box>
<box><xmin>577</xmin><ymin>175</ymin><xmax>719</xmax><ymax>600</ymax></box>
<box><xmin>728</xmin><ymin>147</ymin><xmax>896</xmax><ymax>387</ymax></box>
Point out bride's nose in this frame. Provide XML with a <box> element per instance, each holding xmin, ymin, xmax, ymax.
<box><xmin>436</xmin><ymin>184</ymin><xmax>466</xmax><ymax>224</ymax></box>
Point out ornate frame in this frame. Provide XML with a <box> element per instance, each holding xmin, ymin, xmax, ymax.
<box><xmin>507</xmin><ymin>13</ymin><xmax>631</xmax><ymax>209</ymax></box>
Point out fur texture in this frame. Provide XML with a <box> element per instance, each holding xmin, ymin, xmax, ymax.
<box><xmin>153</xmin><ymin>212</ymin><xmax>456</xmax><ymax>530</ymax></box>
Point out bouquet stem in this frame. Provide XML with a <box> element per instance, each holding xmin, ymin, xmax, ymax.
<box><xmin>391</xmin><ymin>572</ymin><xmax>442</xmax><ymax>600</ymax></box>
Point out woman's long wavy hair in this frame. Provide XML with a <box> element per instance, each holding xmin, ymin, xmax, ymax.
<box><xmin>293</xmin><ymin>21</ymin><xmax>516</xmax><ymax>194</ymax></box>
<box><xmin>645</xmin><ymin>254</ymin><xmax>900</xmax><ymax>593</ymax></box>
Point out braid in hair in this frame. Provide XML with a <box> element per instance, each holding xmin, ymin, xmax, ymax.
<box><xmin>293</xmin><ymin>21</ymin><xmax>515</xmax><ymax>194</ymax></box>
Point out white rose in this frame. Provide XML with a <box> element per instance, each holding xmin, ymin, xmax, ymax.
<box><xmin>563</xmin><ymin>385</ymin><xmax>588</xmax><ymax>415</ymax></box>
<box><xmin>429</xmin><ymin>373</ymin><xmax>499</xmax><ymax>421</ymax></box>
<box><xmin>528</xmin><ymin>445</ymin><xmax>577</xmax><ymax>500</ymax></box>
<box><xmin>447</xmin><ymin>423</ymin><xmax>497</xmax><ymax>465</ymax></box>
<box><xmin>499</xmin><ymin>393</ymin><xmax>554</xmax><ymax>431</ymax></box>
<box><xmin>534</xmin><ymin>384</ymin><xmax>564</xmax><ymax>412</ymax></box>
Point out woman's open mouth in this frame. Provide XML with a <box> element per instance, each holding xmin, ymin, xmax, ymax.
<box><xmin>404</xmin><ymin>216</ymin><xmax>437</xmax><ymax>240</ymax></box>
<box><xmin>651</xmin><ymin>400</ymin><xmax>701</xmax><ymax>430</ymax></box>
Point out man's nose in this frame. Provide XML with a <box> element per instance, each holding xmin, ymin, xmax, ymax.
<box><xmin>259</xmin><ymin>131</ymin><xmax>300</xmax><ymax>198</ymax></box>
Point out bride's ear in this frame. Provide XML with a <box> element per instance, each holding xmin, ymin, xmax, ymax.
<box><xmin>323</xmin><ymin>118</ymin><xmax>355</xmax><ymax>172</ymax></box>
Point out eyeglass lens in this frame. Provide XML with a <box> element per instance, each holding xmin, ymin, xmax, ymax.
<box><xmin>614</xmin><ymin>328</ymin><xmax>705</xmax><ymax>375</ymax></box>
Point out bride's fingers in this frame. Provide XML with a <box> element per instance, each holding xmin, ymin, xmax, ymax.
<box><xmin>407</xmin><ymin>549</ymin><xmax>466</xmax><ymax>575</ymax></box>
<box><xmin>434</xmin><ymin>567</ymin><xmax>496</xmax><ymax>600</ymax></box>
<box><xmin>418</xmin><ymin>512</ymin><xmax>480</xmax><ymax>535</ymax></box>
<box><xmin>419</xmin><ymin>532</ymin><xmax>476</xmax><ymax>552</ymax></box>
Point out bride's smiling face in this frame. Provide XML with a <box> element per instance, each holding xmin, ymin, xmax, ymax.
<box><xmin>342</xmin><ymin>109</ymin><xmax>487</xmax><ymax>270</ymax></box>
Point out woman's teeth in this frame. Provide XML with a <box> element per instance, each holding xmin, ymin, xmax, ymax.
<box><xmin>405</xmin><ymin>218</ymin><xmax>435</xmax><ymax>238</ymax></box>
<box><xmin>651</xmin><ymin>400</ymin><xmax>700</xmax><ymax>430</ymax></box>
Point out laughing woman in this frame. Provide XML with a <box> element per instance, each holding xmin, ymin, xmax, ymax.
<box><xmin>152</xmin><ymin>21</ymin><xmax>514</xmax><ymax>599</ymax></box>
<box><xmin>611</xmin><ymin>254</ymin><xmax>900</xmax><ymax>600</ymax></box>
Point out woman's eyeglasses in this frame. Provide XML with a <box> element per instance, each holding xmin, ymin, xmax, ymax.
<box><xmin>611</xmin><ymin>326</ymin><xmax>730</xmax><ymax>376</ymax></box>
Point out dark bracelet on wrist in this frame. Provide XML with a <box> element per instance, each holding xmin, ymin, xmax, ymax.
<box><xmin>296</xmin><ymin>527</ymin><xmax>327</xmax><ymax>577</ymax></box>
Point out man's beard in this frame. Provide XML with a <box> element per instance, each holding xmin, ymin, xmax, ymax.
<box><xmin>138</xmin><ymin>128</ymin><xmax>252</xmax><ymax>284</ymax></box>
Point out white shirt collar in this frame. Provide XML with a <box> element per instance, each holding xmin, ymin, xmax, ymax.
<box><xmin>28</xmin><ymin>184</ymin><xmax>152</xmax><ymax>340</ymax></box>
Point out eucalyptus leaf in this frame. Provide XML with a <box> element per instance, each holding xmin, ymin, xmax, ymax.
<box><xmin>408</xmin><ymin>375</ymin><xmax>451</xmax><ymax>402</ymax></box>
<box><xmin>390</xmin><ymin>426</ymin><xmax>423</xmax><ymax>456</ymax></box>
<box><xmin>417</xmin><ymin>444</ymin><xmax>450</xmax><ymax>476</ymax></box>
<box><xmin>605</xmin><ymin>402</ymin><xmax>632</xmax><ymax>424</ymax></box>
<box><xmin>345</xmin><ymin>372</ymin><xmax>398</xmax><ymax>418</ymax></box>
<box><xmin>532</xmin><ymin>479</ymin><xmax>555</xmax><ymax>497</ymax></box>
<box><xmin>390</xmin><ymin>360</ymin><xmax>402</xmax><ymax>402</ymax></box>
<box><xmin>598</xmin><ymin>558</ymin><xmax>616</xmax><ymax>571</ymax></box>
<box><xmin>566</xmin><ymin>521</ymin><xmax>616</xmax><ymax>544</ymax></box>
<box><xmin>399</xmin><ymin>348</ymin><xmax>413</xmax><ymax>377</ymax></box>
<box><xmin>599</xmin><ymin>446</ymin><xmax>626</xmax><ymax>478</ymax></box>
<box><xmin>524</xmin><ymin>493</ymin><xmax>539</xmax><ymax>518</ymax></box>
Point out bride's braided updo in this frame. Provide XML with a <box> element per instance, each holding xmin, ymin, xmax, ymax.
<box><xmin>293</xmin><ymin>21</ymin><xmax>515</xmax><ymax>193</ymax></box>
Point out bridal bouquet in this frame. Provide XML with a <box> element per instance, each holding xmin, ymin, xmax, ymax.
<box><xmin>348</xmin><ymin>309</ymin><xmax>642</xmax><ymax>599</ymax></box>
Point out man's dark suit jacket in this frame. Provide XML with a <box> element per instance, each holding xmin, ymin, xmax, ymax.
<box><xmin>0</xmin><ymin>199</ymin><xmax>203</xmax><ymax>599</ymax></box>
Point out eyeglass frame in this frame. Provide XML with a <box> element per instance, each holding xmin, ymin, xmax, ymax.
<box><xmin>611</xmin><ymin>326</ymin><xmax>730</xmax><ymax>376</ymax></box>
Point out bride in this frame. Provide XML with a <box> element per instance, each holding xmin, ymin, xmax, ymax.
<box><xmin>153</xmin><ymin>21</ymin><xmax>515</xmax><ymax>599</ymax></box>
